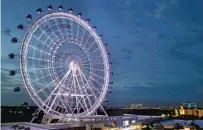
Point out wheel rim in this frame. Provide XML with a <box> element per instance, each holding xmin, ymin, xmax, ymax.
<box><xmin>20</xmin><ymin>12</ymin><xmax>110</xmax><ymax>118</ymax></box>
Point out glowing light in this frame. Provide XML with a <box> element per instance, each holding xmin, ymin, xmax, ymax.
<box><xmin>123</xmin><ymin>120</ymin><xmax>129</xmax><ymax>126</ymax></box>
<box><xmin>131</xmin><ymin>120</ymin><xmax>136</xmax><ymax>123</ymax></box>
<box><xmin>142</xmin><ymin>125</ymin><xmax>147</xmax><ymax>128</ymax></box>
<box><xmin>122</xmin><ymin>127</ymin><xmax>130</xmax><ymax>130</ymax></box>
<box><xmin>161</xmin><ymin>114</ymin><xmax>166</xmax><ymax>117</ymax></box>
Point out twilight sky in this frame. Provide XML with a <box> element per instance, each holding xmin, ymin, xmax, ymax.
<box><xmin>1</xmin><ymin>0</ymin><xmax>203</xmax><ymax>107</ymax></box>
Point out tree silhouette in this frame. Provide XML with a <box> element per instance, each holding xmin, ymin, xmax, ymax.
<box><xmin>189</xmin><ymin>122</ymin><xmax>200</xmax><ymax>130</ymax></box>
<box><xmin>173</xmin><ymin>123</ymin><xmax>184</xmax><ymax>130</ymax></box>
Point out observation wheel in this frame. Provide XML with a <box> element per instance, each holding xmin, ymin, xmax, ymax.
<box><xmin>20</xmin><ymin>11</ymin><xmax>110</xmax><ymax>120</ymax></box>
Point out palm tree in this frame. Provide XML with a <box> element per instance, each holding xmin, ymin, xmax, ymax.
<box><xmin>173</xmin><ymin>123</ymin><xmax>184</xmax><ymax>130</ymax></box>
<box><xmin>152</xmin><ymin>122</ymin><xmax>164</xmax><ymax>130</ymax></box>
<box><xmin>11</xmin><ymin>125</ymin><xmax>19</xmax><ymax>130</ymax></box>
<box><xmin>189</xmin><ymin>122</ymin><xmax>200</xmax><ymax>130</ymax></box>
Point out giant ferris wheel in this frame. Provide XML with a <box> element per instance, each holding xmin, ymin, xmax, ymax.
<box><xmin>8</xmin><ymin>5</ymin><xmax>113</xmax><ymax>124</ymax></box>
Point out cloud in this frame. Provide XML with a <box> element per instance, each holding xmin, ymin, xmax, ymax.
<box><xmin>1</xmin><ymin>86</ymin><xmax>14</xmax><ymax>92</ymax></box>
<box><xmin>152</xmin><ymin>3</ymin><xmax>167</xmax><ymax>20</ymax></box>
<box><xmin>112</xmin><ymin>80</ymin><xmax>160</xmax><ymax>92</ymax></box>
<box><xmin>120</xmin><ymin>48</ymin><xmax>134</xmax><ymax>61</ymax></box>
<box><xmin>145</xmin><ymin>2</ymin><xmax>165</xmax><ymax>20</ymax></box>
<box><xmin>121</xmin><ymin>48</ymin><xmax>133</xmax><ymax>55</ymax></box>
<box><xmin>1</xmin><ymin>67</ymin><xmax>23</xmax><ymax>92</ymax></box>
<box><xmin>190</xmin><ymin>24</ymin><xmax>203</xmax><ymax>34</ymax></box>
<box><xmin>14</xmin><ymin>16</ymin><xmax>23</xmax><ymax>21</ymax></box>
<box><xmin>2</xmin><ymin>87</ymin><xmax>13</xmax><ymax>90</ymax></box>
<box><xmin>1</xmin><ymin>66</ymin><xmax>32</xmax><ymax>105</ymax></box>
<box><xmin>168</xmin><ymin>38</ymin><xmax>203</xmax><ymax>75</ymax></box>
<box><xmin>1</xmin><ymin>28</ymin><xmax>12</xmax><ymax>36</ymax></box>
<box><xmin>110</xmin><ymin>56</ymin><xmax>121</xmax><ymax>72</ymax></box>
<box><xmin>145</xmin><ymin>0</ymin><xmax>180</xmax><ymax>20</ymax></box>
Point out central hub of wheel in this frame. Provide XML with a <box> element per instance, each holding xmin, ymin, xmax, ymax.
<box><xmin>69</xmin><ymin>61</ymin><xmax>79</xmax><ymax>76</ymax></box>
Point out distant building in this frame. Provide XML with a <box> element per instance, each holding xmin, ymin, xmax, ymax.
<box><xmin>182</xmin><ymin>103</ymin><xmax>197</xmax><ymax>108</ymax></box>
<box><xmin>130</xmin><ymin>104</ymin><xmax>143</xmax><ymax>109</ymax></box>
<box><xmin>128</xmin><ymin>104</ymin><xmax>151</xmax><ymax>109</ymax></box>
<box><xmin>175</xmin><ymin>103</ymin><xmax>203</xmax><ymax>118</ymax></box>
<box><xmin>125</xmin><ymin>104</ymin><xmax>175</xmax><ymax>110</ymax></box>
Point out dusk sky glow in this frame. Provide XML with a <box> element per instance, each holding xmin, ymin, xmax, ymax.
<box><xmin>1</xmin><ymin>0</ymin><xmax>203</xmax><ymax>107</ymax></box>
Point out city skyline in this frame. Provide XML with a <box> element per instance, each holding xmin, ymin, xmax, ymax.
<box><xmin>1</xmin><ymin>0</ymin><xmax>203</xmax><ymax>107</ymax></box>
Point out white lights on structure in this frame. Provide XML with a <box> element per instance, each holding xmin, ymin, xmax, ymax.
<box><xmin>121</xmin><ymin>128</ymin><xmax>130</xmax><ymax>130</ymax></box>
<box><xmin>131</xmin><ymin>120</ymin><xmax>136</xmax><ymax>123</ymax></box>
<box><xmin>17</xmin><ymin>5</ymin><xmax>111</xmax><ymax>124</ymax></box>
<box><xmin>161</xmin><ymin>114</ymin><xmax>166</xmax><ymax>117</ymax></box>
<box><xmin>123</xmin><ymin>120</ymin><xmax>129</xmax><ymax>126</ymax></box>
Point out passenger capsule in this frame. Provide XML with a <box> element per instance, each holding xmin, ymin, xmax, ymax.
<box><xmin>85</xmin><ymin>18</ymin><xmax>90</xmax><ymax>23</ymax></box>
<box><xmin>9</xmin><ymin>70</ymin><xmax>16</xmax><ymax>76</ymax></box>
<box><xmin>13</xmin><ymin>87</ymin><xmax>20</xmax><ymax>92</ymax></box>
<box><xmin>17</xmin><ymin>24</ymin><xmax>24</xmax><ymax>30</ymax></box>
<box><xmin>68</xmin><ymin>8</ymin><xmax>73</xmax><ymax>13</ymax></box>
<box><xmin>99</xmin><ymin>34</ymin><xmax>103</xmax><ymax>38</ymax></box>
<box><xmin>108</xmin><ymin>91</ymin><xmax>112</xmax><ymax>94</ymax></box>
<box><xmin>47</xmin><ymin>5</ymin><xmax>53</xmax><ymax>11</ymax></box>
<box><xmin>11</xmin><ymin>37</ymin><xmax>18</xmax><ymax>43</ymax></box>
<box><xmin>104</xmin><ymin>99</ymin><xmax>108</xmax><ymax>102</ymax></box>
<box><xmin>26</xmin><ymin>14</ymin><xmax>32</xmax><ymax>21</ymax></box>
<box><xmin>8</xmin><ymin>53</ymin><xmax>15</xmax><ymax>59</ymax></box>
<box><xmin>109</xmin><ymin>81</ymin><xmax>113</xmax><ymax>84</ymax></box>
<box><xmin>77</xmin><ymin>12</ymin><xmax>82</xmax><ymax>17</ymax></box>
<box><xmin>92</xmin><ymin>26</ymin><xmax>97</xmax><ymax>31</ymax></box>
<box><xmin>36</xmin><ymin>8</ymin><xmax>42</xmax><ymax>14</ymax></box>
<box><xmin>58</xmin><ymin>5</ymin><xmax>63</xmax><ymax>11</ymax></box>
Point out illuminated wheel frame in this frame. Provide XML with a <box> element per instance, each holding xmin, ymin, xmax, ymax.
<box><xmin>20</xmin><ymin>12</ymin><xmax>110</xmax><ymax>119</ymax></box>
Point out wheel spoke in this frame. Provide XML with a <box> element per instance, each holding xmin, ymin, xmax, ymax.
<box><xmin>82</xmin><ymin>55</ymin><xmax>103</xmax><ymax>64</ymax></box>
<box><xmin>83</xmin><ymin>66</ymin><xmax>106</xmax><ymax>72</ymax></box>
<box><xmin>75</xmin><ymin>72</ymin><xmax>91</xmax><ymax>113</ymax></box>
<box><xmin>82</xmin><ymin>69</ymin><xmax>105</xmax><ymax>81</ymax></box>
<box><xmin>31</xmin><ymin>67</ymin><xmax>68</xmax><ymax>83</ymax></box>
<box><xmin>78</xmin><ymin>68</ymin><xmax>98</xmax><ymax>101</ymax></box>
<box><xmin>28</xmin><ymin>65</ymin><xmax>68</xmax><ymax>71</ymax></box>
<box><xmin>28</xmin><ymin>45</ymin><xmax>51</xmax><ymax>56</ymax></box>
<box><xmin>35</xmin><ymin>70</ymin><xmax>66</xmax><ymax>95</ymax></box>
<box><xmin>80</xmin><ymin>62</ymin><xmax>104</xmax><ymax>67</ymax></box>
<box><xmin>72</xmin><ymin>77</ymin><xmax>83</xmax><ymax>113</ymax></box>
<box><xmin>47</xmin><ymin>69</ymin><xmax>72</xmax><ymax>112</ymax></box>
<box><xmin>89</xmin><ymin>76</ymin><xmax>103</xmax><ymax>94</ymax></box>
